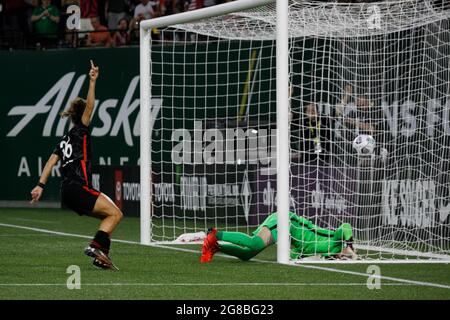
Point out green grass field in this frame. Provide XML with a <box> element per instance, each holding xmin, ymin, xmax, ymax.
<box><xmin>0</xmin><ymin>208</ymin><xmax>449</xmax><ymax>300</ymax></box>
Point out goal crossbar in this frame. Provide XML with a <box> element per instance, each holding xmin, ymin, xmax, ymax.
<box><xmin>140</xmin><ymin>0</ymin><xmax>274</xmax><ymax>31</ymax></box>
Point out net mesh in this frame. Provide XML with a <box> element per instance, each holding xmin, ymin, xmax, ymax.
<box><xmin>174</xmin><ymin>0</ymin><xmax>450</xmax><ymax>39</ymax></box>
<box><xmin>147</xmin><ymin>0</ymin><xmax>450</xmax><ymax>261</ymax></box>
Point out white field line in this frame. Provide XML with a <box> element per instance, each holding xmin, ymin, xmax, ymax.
<box><xmin>10</xmin><ymin>218</ymin><xmax>58</xmax><ymax>224</ymax></box>
<box><xmin>1</xmin><ymin>222</ymin><xmax>450</xmax><ymax>290</ymax></box>
<box><xmin>0</xmin><ymin>283</ymin><xmax>413</xmax><ymax>287</ymax></box>
<box><xmin>0</xmin><ymin>233</ymin><xmax>59</xmax><ymax>237</ymax></box>
<box><xmin>295</xmin><ymin>264</ymin><xmax>450</xmax><ymax>290</ymax></box>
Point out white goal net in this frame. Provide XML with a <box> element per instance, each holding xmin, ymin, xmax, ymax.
<box><xmin>141</xmin><ymin>0</ymin><xmax>450</xmax><ymax>262</ymax></box>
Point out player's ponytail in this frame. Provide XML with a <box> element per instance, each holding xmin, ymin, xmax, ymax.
<box><xmin>60</xmin><ymin>98</ymin><xmax>86</xmax><ymax>126</ymax></box>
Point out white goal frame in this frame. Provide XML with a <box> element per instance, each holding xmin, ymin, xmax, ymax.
<box><xmin>139</xmin><ymin>0</ymin><xmax>450</xmax><ymax>264</ymax></box>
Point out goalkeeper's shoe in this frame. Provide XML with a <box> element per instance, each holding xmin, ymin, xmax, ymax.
<box><xmin>84</xmin><ymin>246</ymin><xmax>119</xmax><ymax>271</ymax></box>
<box><xmin>200</xmin><ymin>228</ymin><xmax>219</xmax><ymax>263</ymax></box>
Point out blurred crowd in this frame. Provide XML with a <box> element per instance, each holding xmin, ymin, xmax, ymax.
<box><xmin>0</xmin><ymin>0</ymin><xmax>233</xmax><ymax>49</ymax></box>
<box><xmin>0</xmin><ymin>0</ymin><xmax>448</xmax><ymax>50</ymax></box>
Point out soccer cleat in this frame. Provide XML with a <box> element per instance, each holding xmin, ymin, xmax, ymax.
<box><xmin>92</xmin><ymin>258</ymin><xmax>110</xmax><ymax>270</ymax></box>
<box><xmin>200</xmin><ymin>228</ymin><xmax>219</xmax><ymax>263</ymax></box>
<box><xmin>84</xmin><ymin>246</ymin><xmax>119</xmax><ymax>271</ymax></box>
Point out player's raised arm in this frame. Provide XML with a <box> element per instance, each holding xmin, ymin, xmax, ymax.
<box><xmin>81</xmin><ymin>60</ymin><xmax>99</xmax><ymax>127</ymax></box>
<box><xmin>30</xmin><ymin>154</ymin><xmax>60</xmax><ymax>203</ymax></box>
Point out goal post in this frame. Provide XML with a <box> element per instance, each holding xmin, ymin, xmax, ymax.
<box><xmin>140</xmin><ymin>0</ymin><xmax>450</xmax><ymax>263</ymax></box>
<box><xmin>140</xmin><ymin>26</ymin><xmax>152</xmax><ymax>245</ymax></box>
<box><xmin>275</xmin><ymin>0</ymin><xmax>290</xmax><ymax>264</ymax></box>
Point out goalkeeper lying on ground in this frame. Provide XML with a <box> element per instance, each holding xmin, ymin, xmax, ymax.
<box><xmin>200</xmin><ymin>211</ymin><xmax>357</xmax><ymax>263</ymax></box>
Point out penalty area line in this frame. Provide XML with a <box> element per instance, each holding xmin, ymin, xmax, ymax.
<box><xmin>1</xmin><ymin>222</ymin><xmax>449</xmax><ymax>290</ymax></box>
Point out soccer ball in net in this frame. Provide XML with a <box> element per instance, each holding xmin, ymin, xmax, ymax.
<box><xmin>352</xmin><ymin>134</ymin><xmax>375</xmax><ymax>155</ymax></box>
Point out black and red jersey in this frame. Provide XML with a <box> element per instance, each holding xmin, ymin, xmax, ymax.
<box><xmin>53</xmin><ymin>124</ymin><xmax>94</xmax><ymax>188</ymax></box>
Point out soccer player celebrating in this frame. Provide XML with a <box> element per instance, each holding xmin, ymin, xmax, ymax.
<box><xmin>30</xmin><ymin>60</ymin><xmax>123</xmax><ymax>270</ymax></box>
<box><xmin>200</xmin><ymin>212</ymin><xmax>356</xmax><ymax>263</ymax></box>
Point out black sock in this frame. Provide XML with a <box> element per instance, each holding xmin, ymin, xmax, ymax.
<box><xmin>91</xmin><ymin>230</ymin><xmax>111</xmax><ymax>254</ymax></box>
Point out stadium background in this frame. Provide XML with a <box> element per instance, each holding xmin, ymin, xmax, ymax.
<box><xmin>2</xmin><ymin>39</ymin><xmax>450</xmax><ymax>235</ymax></box>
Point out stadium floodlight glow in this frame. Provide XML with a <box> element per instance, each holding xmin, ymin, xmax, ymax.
<box><xmin>140</xmin><ymin>0</ymin><xmax>450</xmax><ymax>263</ymax></box>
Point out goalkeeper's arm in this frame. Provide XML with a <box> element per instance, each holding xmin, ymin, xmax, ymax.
<box><xmin>290</xmin><ymin>214</ymin><xmax>335</xmax><ymax>236</ymax></box>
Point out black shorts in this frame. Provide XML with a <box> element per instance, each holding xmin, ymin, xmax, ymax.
<box><xmin>61</xmin><ymin>183</ymin><xmax>101</xmax><ymax>216</ymax></box>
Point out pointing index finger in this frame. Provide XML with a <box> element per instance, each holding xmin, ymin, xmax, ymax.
<box><xmin>90</xmin><ymin>60</ymin><xmax>95</xmax><ymax>68</ymax></box>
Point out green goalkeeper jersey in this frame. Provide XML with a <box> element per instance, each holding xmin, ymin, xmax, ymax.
<box><xmin>253</xmin><ymin>212</ymin><xmax>353</xmax><ymax>258</ymax></box>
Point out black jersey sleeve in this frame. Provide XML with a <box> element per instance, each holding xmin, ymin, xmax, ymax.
<box><xmin>53</xmin><ymin>141</ymin><xmax>63</xmax><ymax>158</ymax></box>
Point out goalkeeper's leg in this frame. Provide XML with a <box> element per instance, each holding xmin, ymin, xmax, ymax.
<box><xmin>219</xmin><ymin>244</ymin><xmax>262</xmax><ymax>261</ymax></box>
<box><xmin>216</xmin><ymin>229</ymin><xmax>270</xmax><ymax>261</ymax></box>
